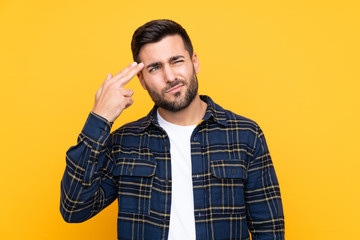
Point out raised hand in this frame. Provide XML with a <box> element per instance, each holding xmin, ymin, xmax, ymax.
<box><xmin>92</xmin><ymin>62</ymin><xmax>144</xmax><ymax>122</ymax></box>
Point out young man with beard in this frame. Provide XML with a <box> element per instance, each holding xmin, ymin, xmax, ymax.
<box><xmin>60</xmin><ymin>19</ymin><xmax>285</xmax><ymax>240</ymax></box>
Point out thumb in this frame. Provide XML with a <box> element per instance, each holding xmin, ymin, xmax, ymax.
<box><xmin>106</xmin><ymin>73</ymin><xmax>112</xmax><ymax>80</ymax></box>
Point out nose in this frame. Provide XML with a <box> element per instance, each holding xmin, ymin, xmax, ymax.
<box><xmin>163</xmin><ymin>64</ymin><xmax>176</xmax><ymax>83</ymax></box>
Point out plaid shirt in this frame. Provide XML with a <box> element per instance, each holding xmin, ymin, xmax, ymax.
<box><xmin>60</xmin><ymin>95</ymin><xmax>284</xmax><ymax>240</ymax></box>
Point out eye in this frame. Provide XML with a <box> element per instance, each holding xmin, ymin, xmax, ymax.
<box><xmin>174</xmin><ymin>60</ymin><xmax>184</xmax><ymax>64</ymax></box>
<box><xmin>149</xmin><ymin>66</ymin><xmax>160</xmax><ymax>72</ymax></box>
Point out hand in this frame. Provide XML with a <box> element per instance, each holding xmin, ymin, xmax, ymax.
<box><xmin>92</xmin><ymin>62</ymin><xmax>144</xmax><ymax>122</ymax></box>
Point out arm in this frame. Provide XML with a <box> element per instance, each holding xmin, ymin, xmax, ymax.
<box><xmin>245</xmin><ymin>126</ymin><xmax>285</xmax><ymax>240</ymax></box>
<box><xmin>60</xmin><ymin>62</ymin><xmax>144</xmax><ymax>223</ymax></box>
<box><xmin>60</xmin><ymin>112</ymin><xmax>117</xmax><ymax>222</ymax></box>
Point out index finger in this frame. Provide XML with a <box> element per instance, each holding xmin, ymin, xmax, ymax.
<box><xmin>118</xmin><ymin>62</ymin><xmax>144</xmax><ymax>88</ymax></box>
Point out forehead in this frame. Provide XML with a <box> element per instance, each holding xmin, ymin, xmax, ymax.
<box><xmin>138</xmin><ymin>35</ymin><xmax>189</xmax><ymax>63</ymax></box>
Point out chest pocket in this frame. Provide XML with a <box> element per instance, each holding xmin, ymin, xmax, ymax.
<box><xmin>114</xmin><ymin>158</ymin><xmax>156</xmax><ymax>215</ymax></box>
<box><xmin>210</xmin><ymin>159</ymin><xmax>247</xmax><ymax>215</ymax></box>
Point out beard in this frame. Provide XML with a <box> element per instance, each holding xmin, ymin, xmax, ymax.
<box><xmin>145</xmin><ymin>70</ymin><xmax>198</xmax><ymax>112</ymax></box>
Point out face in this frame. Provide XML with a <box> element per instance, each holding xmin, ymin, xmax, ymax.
<box><xmin>138</xmin><ymin>35</ymin><xmax>200</xmax><ymax>112</ymax></box>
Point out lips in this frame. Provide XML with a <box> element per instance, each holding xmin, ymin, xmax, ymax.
<box><xmin>166</xmin><ymin>83</ymin><xmax>183</xmax><ymax>94</ymax></box>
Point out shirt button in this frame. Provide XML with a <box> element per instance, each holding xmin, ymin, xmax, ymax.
<box><xmin>231</xmin><ymin>169</ymin><xmax>237</xmax><ymax>175</ymax></box>
<box><xmin>164</xmin><ymin>179</ymin><xmax>169</xmax><ymax>184</ymax></box>
<box><xmin>128</xmin><ymin>167</ymin><xmax>134</xmax><ymax>174</ymax></box>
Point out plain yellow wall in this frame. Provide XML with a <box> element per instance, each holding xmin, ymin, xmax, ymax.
<box><xmin>1</xmin><ymin>0</ymin><xmax>359</xmax><ymax>239</ymax></box>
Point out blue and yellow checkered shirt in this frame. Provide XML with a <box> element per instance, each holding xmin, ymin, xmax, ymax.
<box><xmin>60</xmin><ymin>95</ymin><xmax>284</xmax><ymax>239</ymax></box>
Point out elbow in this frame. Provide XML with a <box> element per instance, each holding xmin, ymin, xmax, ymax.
<box><xmin>60</xmin><ymin>208</ymin><xmax>78</xmax><ymax>223</ymax></box>
<box><xmin>61</xmin><ymin>215</ymin><xmax>78</xmax><ymax>224</ymax></box>
<box><xmin>60</xmin><ymin>181</ymin><xmax>90</xmax><ymax>223</ymax></box>
<box><xmin>60</xmin><ymin>211</ymin><xmax>87</xmax><ymax>224</ymax></box>
<box><xmin>60</xmin><ymin>205</ymin><xmax>88</xmax><ymax>224</ymax></box>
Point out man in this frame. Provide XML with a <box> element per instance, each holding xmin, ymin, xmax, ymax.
<box><xmin>60</xmin><ymin>19</ymin><xmax>284</xmax><ymax>240</ymax></box>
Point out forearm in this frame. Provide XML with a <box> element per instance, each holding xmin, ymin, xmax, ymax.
<box><xmin>60</xmin><ymin>112</ymin><xmax>117</xmax><ymax>223</ymax></box>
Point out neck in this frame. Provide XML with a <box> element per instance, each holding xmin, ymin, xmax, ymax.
<box><xmin>158</xmin><ymin>94</ymin><xmax>207</xmax><ymax>126</ymax></box>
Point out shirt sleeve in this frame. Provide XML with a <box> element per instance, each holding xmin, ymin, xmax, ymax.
<box><xmin>60</xmin><ymin>112</ymin><xmax>118</xmax><ymax>223</ymax></box>
<box><xmin>245</xmin><ymin>126</ymin><xmax>285</xmax><ymax>239</ymax></box>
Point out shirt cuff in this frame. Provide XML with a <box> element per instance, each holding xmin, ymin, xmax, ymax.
<box><xmin>81</xmin><ymin>112</ymin><xmax>113</xmax><ymax>145</ymax></box>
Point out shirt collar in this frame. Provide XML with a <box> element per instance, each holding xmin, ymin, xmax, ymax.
<box><xmin>135</xmin><ymin>95</ymin><xmax>228</xmax><ymax>133</ymax></box>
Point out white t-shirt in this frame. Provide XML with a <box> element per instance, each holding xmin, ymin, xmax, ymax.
<box><xmin>157</xmin><ymin>111</ymin><xmax>197</xmax><ymax>240</ymax></box>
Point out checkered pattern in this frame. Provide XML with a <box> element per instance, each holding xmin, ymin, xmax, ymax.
<box><xmin>60</xmin><ymin>96</ymin><xmax>284</xmax><ymax>239</ymax></box>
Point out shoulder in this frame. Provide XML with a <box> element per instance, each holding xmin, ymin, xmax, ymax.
<box><xmin>208</xmin><ymin>100</ymin><xmax>263</xmax><ymax>153</ymax></box>
<box><xmin>225</xmin><ymin>109</ymin><xmax>259</xmax><ymax>129</ymax></box>
<box><xmin>210</xmin><ymin>98</ymin><xmax>260</xmax><ymax>133</ymax></box>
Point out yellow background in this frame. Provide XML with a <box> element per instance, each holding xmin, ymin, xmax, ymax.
<box><xmin>1</xmin><ymin>0</ymin><xmax>359</xmax><ymax>239</ymax></box>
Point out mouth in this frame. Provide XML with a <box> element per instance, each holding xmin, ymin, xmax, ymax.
<box><xmin>166</xmin><ymin>83</ymin><xmax>183</xmax><ymax>94</ymax></box>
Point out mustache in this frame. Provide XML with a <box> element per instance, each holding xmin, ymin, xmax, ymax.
<box><xmin>163</xmin><ymin>80</ymin><xmax>185</xmax><ymax>93</ymax></box>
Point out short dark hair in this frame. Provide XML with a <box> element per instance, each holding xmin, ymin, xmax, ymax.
<box><xmin>131</xmin><ymin>19</ymin><xmax>194</xmax><ymax>63</ymax></box>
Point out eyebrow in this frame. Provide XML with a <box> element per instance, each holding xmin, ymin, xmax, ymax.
<box><xmin>145</xmin><ymin>55</ymin><xmax>185</xmax><ymax>69</ymax></box>
<box><xmin>169</xmin><ymin>55</ymin><xmax>184</xmax><ymax>61</ymax></box>
<box><xmin>145</xmin><ymin>61</ymin><xmax>161</xmax><ymax>69</ymax></box>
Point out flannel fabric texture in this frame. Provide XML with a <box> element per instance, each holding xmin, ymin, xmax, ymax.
<box><xmin>60</xmin><ymin>95</ymin><xmax>285</xmax><ymax>240</ymax></box>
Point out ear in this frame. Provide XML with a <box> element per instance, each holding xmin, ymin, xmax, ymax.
<box><xmin>192</xmin><ymin>52</ymin><xmax>200</xmax><ymax>74</ymax></box>
<box><xmin>137</xmin><ymin>72</ymin><xmax>147</xmax><ymax>90</ymax></box>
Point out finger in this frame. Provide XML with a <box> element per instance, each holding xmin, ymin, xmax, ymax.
<box><xmin>120</xmin><ymin>88</ymin><xmax>134</xmax><ymax>97</ymax></box>
<box><xmin>113</xmin><ymin>62</ymin><xmax>139</xmax><ymax>80</ymax></box>
<box><xmin>118</xmin><ymin>62</ymin><xmax>144</xmax><ymax>88</ymax></box>
<box><xmin>101</xmin><ymin>73</ymin><xmax>113</xmax><ymax>89</ymax></box>
<box><xmin>109</xmin><ymin>62</ymin><xmax>140</xmax><ymax>86</ymax></box>
<box><xmin>95</xmin><ymin>87</ymin><xmax>101</xmax><ymax>100</ymax></box>
<box><xmin>124</xmin><ymin>97</ymin><xmax>134</xmax><ymax>109</ymax></box>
